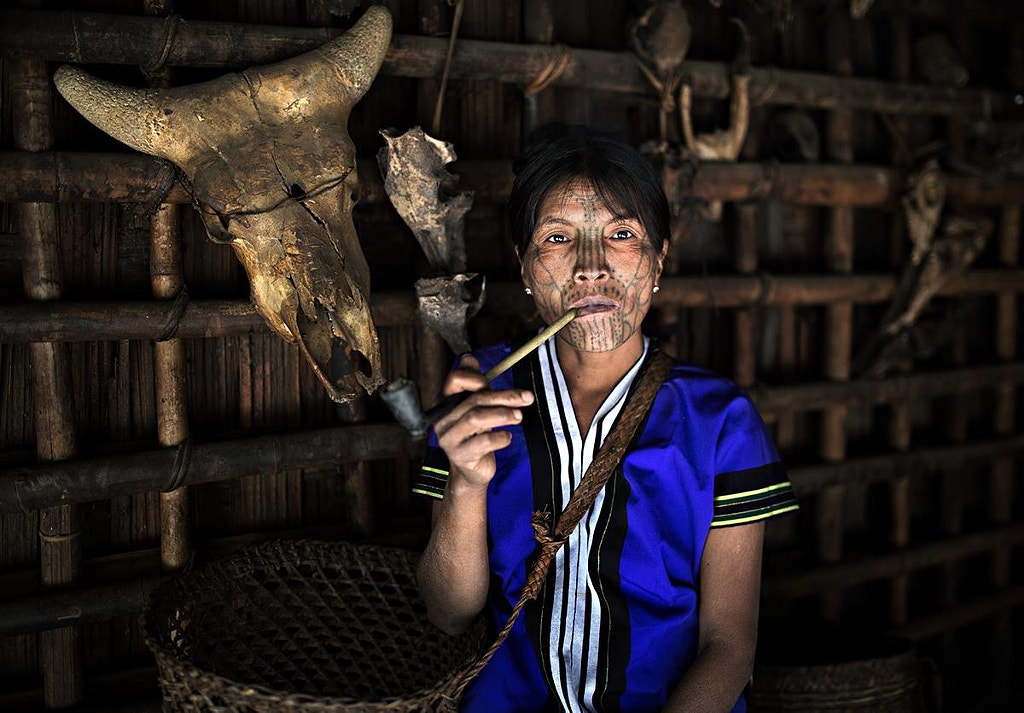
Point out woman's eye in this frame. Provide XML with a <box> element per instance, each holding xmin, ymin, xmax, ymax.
<box><xmin>611</xmin><ymin>229</ymin><xmax>635</xmax><ymax>240</ymax></box>
<box><xmin>545</xmin><ymin>233</ymin><xmax>569</xmax><ymax>244</ymax></box>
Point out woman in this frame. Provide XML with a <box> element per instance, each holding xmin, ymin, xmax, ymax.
<box><xmin>414</xmin><ymin>124</ymin><xmax>797</xmax><ymax>712</ymax></box>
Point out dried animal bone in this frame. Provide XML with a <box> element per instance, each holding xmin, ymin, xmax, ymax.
<box><xmin>902</xmin><ymin>159</ymin><xmax>946</xmax><ymax>265</ymax></box>
<box><xmin>54</xmin><ymin>6</ymin><xmax>393</xmax><ymax>403</ymax></box>
<box><xmin>886</xmin><ymin>215</ymin><xmax>991</xmax><ymax>335</ymax></box>
<box><xmin>855</xmin><ymin>161</ymin><xmax>991</xmax><ymax>378</ymax></box>
<box><xmin>849</xmin><ymin>0</ymin><xmax>874</xmax><ymax>20</ymax></box>
<box><xmin>630</xmin><ymin>0</ymin><xmax>691</xmax><ymax>79</ymax></box>
<box><xmin>629</xmin><ymin>0</ymin><xmax>692</xmax><ymax>148</ymax></box>
<box><xmin>679</xmin><ymin>19</ymin><xmax>751</xmax><ymax>221</ymax></box>
<box><xmin>415</xmin><ymin>274</ymin><xmax>485</xmax><ymax>356</ymax></box>
<box><xmin>377</xmin><ymin>126</ymin><xmax>482</xmax><ymax>354</ymax></box>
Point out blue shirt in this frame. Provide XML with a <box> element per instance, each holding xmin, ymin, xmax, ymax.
<box><xmin>413</xmin><ymin>338</ymin><xmax>797</xmax><ymax>712</ymax></box>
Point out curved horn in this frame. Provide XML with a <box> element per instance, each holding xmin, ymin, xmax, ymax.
<box><xmin>316</xmin><ymin>4</ymin><xmax>393</xmax><ymax>105</ymax></box>
<box><xmin>53</xmin><ymin>65</ymin><xmax>195</xmax><ymax>165</ymax></box>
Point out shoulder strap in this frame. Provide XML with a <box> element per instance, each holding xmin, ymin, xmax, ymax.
<box><xmin>443</xmin><ymin>350</ymin><xmax>675</xmax><ymax>707</ymax></box>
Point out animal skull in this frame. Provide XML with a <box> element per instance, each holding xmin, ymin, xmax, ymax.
<box><xmin>53</xmin><ymin>6</ymin><xmax>392</xmax><ymax>403</ymax></box>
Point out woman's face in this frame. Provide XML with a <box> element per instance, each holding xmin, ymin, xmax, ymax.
<box><xmin>519</xmin><ymin>179</ymin><xmax>666</xmax><ymax>353</ymax></box>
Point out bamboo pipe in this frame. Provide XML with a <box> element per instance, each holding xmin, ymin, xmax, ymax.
<box><xmin>12</xmin><ymin>54</ymin><xmax>84</xmax><ymax>708</ymax></box>
<box><xmin>0</xmin><ymin>8</ymin><xmax>1015</xmax><ymax>117</ymax></box>
<box><xmin>817</xmin><ymin>6</ymin><xmax>854</xmax><ymax>621</ymax></box>
<box><xmin>7</xmin><ymin>153</ymin><xmax>1024</xmax><ymax>207</ymax></box>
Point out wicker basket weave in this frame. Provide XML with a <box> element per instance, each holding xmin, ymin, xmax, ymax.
<box><xmin>143</xmin><ymin>540</ymin><xmax>485</xmax><ymax>712</ymax></box>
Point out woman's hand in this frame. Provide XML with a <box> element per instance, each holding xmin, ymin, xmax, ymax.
<box><xmin>434</xmin><ymin>354</ymin><xmax>534</xmax><ymax>491</ymax></box>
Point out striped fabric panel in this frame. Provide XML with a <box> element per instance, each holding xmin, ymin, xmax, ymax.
<box><xmin>711</xmin><ymin>462</ymin><xmax>798</xmax><ymax>528</ymax></box>
<box><xmin>412</xmin><ymin>450</ymin><xmax>451</xmax><ymax>500</ymax></box>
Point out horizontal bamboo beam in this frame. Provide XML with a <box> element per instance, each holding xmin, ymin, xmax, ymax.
<box><xmin>2</xmin><ymin>424</ymin><xmax>1022</xmax><ymax>517</ymax></box>
<box><xmin>764</xmin><ymin>523</ymin><xmax>1024</xmax><ymax>597</ymax></box>
<box><xmin>6</xmin><ymin>153</ymin><xmax>1024</xmax><ymax>208</ymax></box>
<box><xmin>787</xmin><ymin>434</ymin><xmax>1024</xmax><ymax>494</ymax></box>
<box><xmin>0</xmin><ymin>424</ymin><xmax>414</xmax><ymax>514</ymax></box>
<box><xmin>0</xmin><ymin>575</ymin><xmax>170</xmax><ymax>637</ymax></box>
<box><xmin>0</xmin><ymin>9</ymin><xmax>1013</xmax><ymax>117</ymax></box>
<box><xmin>893</xmin><ymin>585</ymin><xmax>1024</xmax><ymax>641</ymax></box>
<box><xmin>2</xmin><ymin>269</ymin><xmax>1024</xmax><ymax>343</ymax></box>
<box><xmin>754</xmin><ymin>364</ymin><xmax>1024</xmax><ymax>414</ymax></box>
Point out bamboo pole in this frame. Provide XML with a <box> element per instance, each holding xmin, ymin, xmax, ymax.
<box><xmin>413</xmin><ymin>0</ymin><xmax>452</xmax><ymax>419</ymax></box>
<box><xmin>143</xmin><ymin>0</ymin><xmax>190</xmax><ymax>572</ymax></box>
<box><xmin>12</xmin><ymin>52</ymin><xmax>84</xmax><ymax>707</ymax></box>
<box><xmin>817</xmin><ymin>6</ymin><xmax>854</xmax><ymax>621</ymax></box>
<box><xmin>7</xmin><ymin>153</ymin><xmax>1024</xmax><ymax>207</ymax></box>
<box><xmin>3</xmin><ymin>268</ymin><xmax>1024</xmax><ymax>342</ymax></box>
<box><xmin>894</xmin><ymin>586</ymin><xmax>1024</xmax><ymax>642</ymax></box>
<box><xmin>0</xmin><ymin>423</ymin><xmax>414</xmax><ymax>514</ymax></box>
<box><xmin>752</xmin><ymin>362</ymin><xmax>1024</xmax><ymax>416</ymax></box>
<box><xmin>2</xmin><ymin>424</ymin><xmax>1022</xmax><ymax>517</ymax></box>
<box><xmin>2</xmin><ymin>439</ymin><xmax>1023</xmax><ymax>639</ymax></box>
<box><xmin>887</xmin><ymin>7</ymin><xmax>912</xmax><ymax>629</ymax></box>
<box><xmin>764</xmin><ymin>522</ymin><xmax>1024</xmax><ymax>598</ymax></box>
<box><xmin>988</xmin><ymin>20</ymin><xmax>1023</xmax><ymax>697</ymax></box>
<box><xmin>0</xmin><ymin>8</ymin><xmax>1014</xmax><ymax>117</ymax></box>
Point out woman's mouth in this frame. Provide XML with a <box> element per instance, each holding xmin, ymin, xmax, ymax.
<box><xmin>570</xmin><ymin>295</ymin><xmax>621</xmax><ymax>317</ymax></box>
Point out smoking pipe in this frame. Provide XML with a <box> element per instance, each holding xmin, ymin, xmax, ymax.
<box><xmin>382</xmin><ymin>309</ymin><xmax>578</xmax><ymax>439</ymax></box>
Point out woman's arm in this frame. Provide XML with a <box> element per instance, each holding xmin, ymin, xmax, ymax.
<box><xmin>662</xmin><ymin>522</ymin><xmax>764</xmax><ymax>713</ymax></box>
<box><xmin>416</xmin><ymin>354</ymin><xmax>534</xmax><ymax>635</ymax></box>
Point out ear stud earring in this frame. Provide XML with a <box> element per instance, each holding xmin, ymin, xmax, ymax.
<box><xmin>652</xmin><ymin>285</ymin><xmax>660</xmax><ymax>294</ymax></box>
<box><xmin>524</xmin><ymin>287</ymin><xmax>533</xmax><ymax>295</ymax></box>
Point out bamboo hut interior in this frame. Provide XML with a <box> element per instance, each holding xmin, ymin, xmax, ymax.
<box><xmin>0</xmin><ymin>0</ymin><xmax>1022</xmax><ymax>710</ymax></box>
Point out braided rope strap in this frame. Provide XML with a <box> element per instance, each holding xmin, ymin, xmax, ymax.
<box><xmin>442</xmin><ymin>350</ymin><xmax>675</xmax><ymax>709</ymax></box>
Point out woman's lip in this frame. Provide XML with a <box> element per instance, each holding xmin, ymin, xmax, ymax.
<box><xmin>570</xmin><ymin>296</ymin><xmax>621</xmax><ymax>317</ymax></box>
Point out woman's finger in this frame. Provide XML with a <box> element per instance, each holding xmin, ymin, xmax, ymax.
<box><xmin>457</xmin><ymin>430</ymin><xmax>515</xmax><ymax>464</ymax></box>
<box><xmin>442</xmin><ymin>354</ymin><xmax>487</xmax><ymax>397</ymax></box>
<box><xmin>435</xmin><ymin>389</ymin><xmax>534</xmax><ymax>436</ymax></box>
<box><xmin>438</xmin><ymin>406</ymin><xmax>523</xmax><ymax>447</ymax></box>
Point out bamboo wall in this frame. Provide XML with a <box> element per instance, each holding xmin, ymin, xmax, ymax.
<box><xmin>0</xmin><ymin>0</ymin><xmax>1022</xmax><ymax>710</ymax></box>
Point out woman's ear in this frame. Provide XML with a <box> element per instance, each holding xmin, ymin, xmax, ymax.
<box><xmin>656</xmin><ymin>239</ymin><xmax>670</xmax><ymax>276</ymax></box>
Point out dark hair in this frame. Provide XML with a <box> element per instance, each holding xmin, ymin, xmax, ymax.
<box><xmin>508</xmin><ymin>123</ymin><xmax>670</xmax><ymax>255</ymax></box>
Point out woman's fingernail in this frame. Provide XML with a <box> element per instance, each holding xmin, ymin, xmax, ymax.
<box><xmin>513</xmin><ymin>409</ymin><xmax>522</xmax><ymax>421</ymax></box>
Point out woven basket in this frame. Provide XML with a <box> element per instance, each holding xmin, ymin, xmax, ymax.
<box><xmin>143</xmin><ymin>540</ymin><xmax>485</xmax><ymax>712</ymax></box>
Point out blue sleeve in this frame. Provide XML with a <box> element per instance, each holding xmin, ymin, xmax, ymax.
<box><xmin>710</xmin><ymin>390</ymin><xmax>798</xmax><ymax>528</ymax></box>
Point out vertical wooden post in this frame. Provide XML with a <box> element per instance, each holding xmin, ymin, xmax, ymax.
<box><xmin>414</xmin><ymin>0</ymin><xmax>454</xmax><ymax>414</ymax></box>
<box><xmin>939</xmin><ymin>17</ymin><xmax>972</xmax><ymax>664</ymax></box>
<box><xmin>989</xmin><ymin>18</ymin><xmax>1023</xmax><ymax>697</ymax></box>
<box><xmin>14</xmin><ymin>55</ymin><xmax>84</xmax><ymax>707</ymax></box>
<box><xmin>887</xmin><ymin>8</ymin><xmax>912</xmax><ymax>628</ymax></box>
<box><xmin>521</xmin><ymin>0</ymin><xmax>555</xmax><ymax>136</ymax></box>
<box><xmin>143</xmin><ymin>0</ymin><xmax>190</xmax><ymax>571</ymax></box>
<box><xmin>818</xmin><ymin>5</ymin><xmax>855</xmax><ymax>621</ymax></box>
<box><xmin>734</xmin><ymin>116</ymin><xmax>763</xmax><ymax>391</ymax></box>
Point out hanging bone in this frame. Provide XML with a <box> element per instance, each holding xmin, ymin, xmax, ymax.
<box><xmin>680</xmin><ymin>18</ymin><xmax>751</xmax><ymax>221</ymax></box>
<box><xmin>376</xmin><ymin>127</ymin><xmax>482</xmax><ymax>355</ymax></box>
<box><xmin>54</xmin><ymin>6</ymin><xmax>392</xmax><ymax>403</ymax></box>
<box><xmin>854</xmin><ymin>161</ymin><xmax>991</xmax><ymax>378</ymax></box>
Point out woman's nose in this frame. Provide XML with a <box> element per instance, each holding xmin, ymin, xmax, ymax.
<box><xmin>574</xmin><ymin>265</ymin><xmax>608</xmax><ymax>282</ymax></box>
